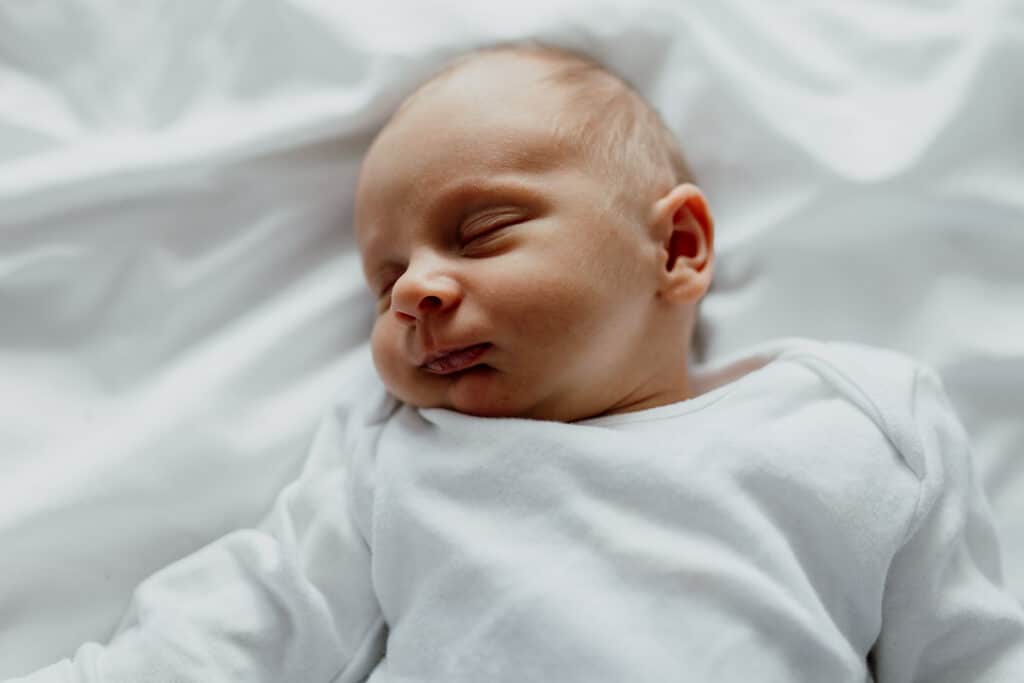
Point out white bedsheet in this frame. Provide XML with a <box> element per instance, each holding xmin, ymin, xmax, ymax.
<box><xmin>1</xmin><ymin>0</ymin><xmax>1021</xmax><ymax>677</ymax></box>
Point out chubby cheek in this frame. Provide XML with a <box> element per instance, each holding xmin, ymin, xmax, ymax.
<box><xmin>489</xmin><ymin>274</ymin><xmax>608</xmax><ymax>389</ymax></box>
<box><xmin>504</xmin><ymin>253</ymin><xmax>608</xmax><ymax>336</ymax></box>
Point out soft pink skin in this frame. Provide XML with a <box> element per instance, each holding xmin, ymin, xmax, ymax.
<box><xmin>354</xmin><ymin>54</ymin><xmax>714</xmax><ymax>422</ymax></box>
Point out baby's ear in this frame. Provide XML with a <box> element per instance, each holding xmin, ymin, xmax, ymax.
<box><xmin>650</xmin><ymin>183</ymin><xmax>714</xmax><ymax>304</ymax></box>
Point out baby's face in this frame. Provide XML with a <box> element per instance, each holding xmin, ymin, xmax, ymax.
<box><xmin>355</xmin><ymin>57</ymin><xmax>694</xmax><ymax>421</ymax></box>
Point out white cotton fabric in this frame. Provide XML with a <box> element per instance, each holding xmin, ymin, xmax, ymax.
<box><xmin>10</xmin><ymin>340</ymin><xmax>1024</xmax><ymax>683</ymax></box>
<box><xmin>2</xmin><ymin>0</ymin><xmax>1023</xmax><ymax>676</ymax></box>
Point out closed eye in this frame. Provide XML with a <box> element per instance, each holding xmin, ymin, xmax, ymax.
<box><xmin>460</xmin><ymin>215</ymin><xmax>524</xmax><ymax>252</ymax></box>
<box><xmin>464</xmin><ymin>223</ymin><xmax>509</xmax><ymax>243</ymax></box>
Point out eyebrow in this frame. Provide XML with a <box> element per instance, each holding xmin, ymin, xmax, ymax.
<box><xmin>428</xmin><ymin>176</ymin><xmax>547</xmax><ymax>222</ymax></box>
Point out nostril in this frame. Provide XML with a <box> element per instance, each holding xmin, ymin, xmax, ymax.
<box><xmin>420</xmin><ymin>295</ymin><xmax>442</xmax><ymax>309</ymax></box>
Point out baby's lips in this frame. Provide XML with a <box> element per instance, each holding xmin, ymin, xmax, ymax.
<box><xmin>421</xmin><ymin>343</ymin><xmax>493</xmax><ymax>374</ymax></box>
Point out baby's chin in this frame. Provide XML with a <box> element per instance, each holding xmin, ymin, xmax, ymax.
<box><xmin>390</xmin><ymin>366</ymin><xmax>556</xmax><ymax>420</ymax></box>
<box><xmin>394</xmin><ymin>376</ymin><xmax>605</xmax><ymax>424</ymax></box>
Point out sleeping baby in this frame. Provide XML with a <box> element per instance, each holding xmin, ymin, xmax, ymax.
<box><xmin>11</xmin><ymin>42</ymin><xmax>1024</xmax><ymax>682</ymax></box>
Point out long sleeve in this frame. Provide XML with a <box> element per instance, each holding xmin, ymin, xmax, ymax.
<box><xmin>7</xmin><ymin>407</ymin><xmax>386</xmax><ymax>683</ymax></box>
<box><xmin>873</xmin><ymin>368</ymin><xmax>1024</xmax><ymax>682</ymax></box>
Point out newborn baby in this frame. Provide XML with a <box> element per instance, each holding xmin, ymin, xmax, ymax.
<box><xmin>356</xmin><ymin>43</ymin><xmax>711</xmax><ymax>422</ymax></box>
<box><xmin>11</xmin><ymin>43</ymin><xmax>1024</xmax><ymax>683</ymax></box>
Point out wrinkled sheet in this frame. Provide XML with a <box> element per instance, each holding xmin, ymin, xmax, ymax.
<box><xmin>1</xmin><ymin>0</ymin><xmax>1022</xmax><ymax>677</ymax></box>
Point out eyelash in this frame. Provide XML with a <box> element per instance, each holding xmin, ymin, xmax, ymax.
<box><xmin>460</xmin><ymin>220</ymin><xmax>513</xmax><ymax>247</ymax></box>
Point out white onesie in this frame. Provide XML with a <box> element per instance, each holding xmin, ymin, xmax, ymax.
<box><xmin>11</xmin><ymin>339</ymin><xmax>1024</xmax><ymax>682</ymax></box>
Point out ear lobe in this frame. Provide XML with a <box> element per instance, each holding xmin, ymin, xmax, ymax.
<box><xmin>652</xmin><ymin>184</ymin><xmax>715</xmax><ymax>303</ymax></box>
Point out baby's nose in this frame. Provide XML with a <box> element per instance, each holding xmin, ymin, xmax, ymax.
<box><xmin>390</xmin><ymin>271</ymin><xmax>461</xmax><ymax>323</ymax></box>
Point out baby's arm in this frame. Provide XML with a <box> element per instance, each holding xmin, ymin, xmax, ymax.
<box><xmin>6</xmin><ymin>410</ymin><xmax>385</xmax><ymax>683</ymax></box>
<box><xmin>873</xmin><ymin>368</ymin><xmax>1024</xmax><ymax>681</ymax></box>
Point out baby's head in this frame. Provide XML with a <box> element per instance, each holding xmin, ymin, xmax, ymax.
<box><xmin>354</xmin><ymin>43</ymin><xmax>714</xmax><ymax>422</ymax></box>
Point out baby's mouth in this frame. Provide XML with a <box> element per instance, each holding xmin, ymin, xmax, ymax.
<box><xmin>420</xmin><ymin>343</ymin><xmax>493</xmax><ymax>375</ymax></box>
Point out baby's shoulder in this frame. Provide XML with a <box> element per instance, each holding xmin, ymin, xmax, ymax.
<box><xmin>769</xmin><ymin>338</ymin><xmax>951</xmax><ymax>479</ymax></box>
<box><xmin>775</xmin><ymin>338</ymin><xmax>926</xmax><ymax>405</ymax></box>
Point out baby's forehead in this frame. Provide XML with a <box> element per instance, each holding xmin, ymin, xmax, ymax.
<box><xmin>356</xmin><ymin>121</ymin><xmax>569</xmax><ymax>243</ymax></box>
<box><xmin>365</xmin><ymin>52</ymin><xmax>631</xmax><ymax>180</ymax></box>
<box><xmin>358</xmin><ymin>59</ymin><xmax>588</xmax><ymax>201</ymax></box>
<box><xmin>356</xmin><ymin>45</ymin><xmax>679</xmax><ymax>245</ymax></box>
